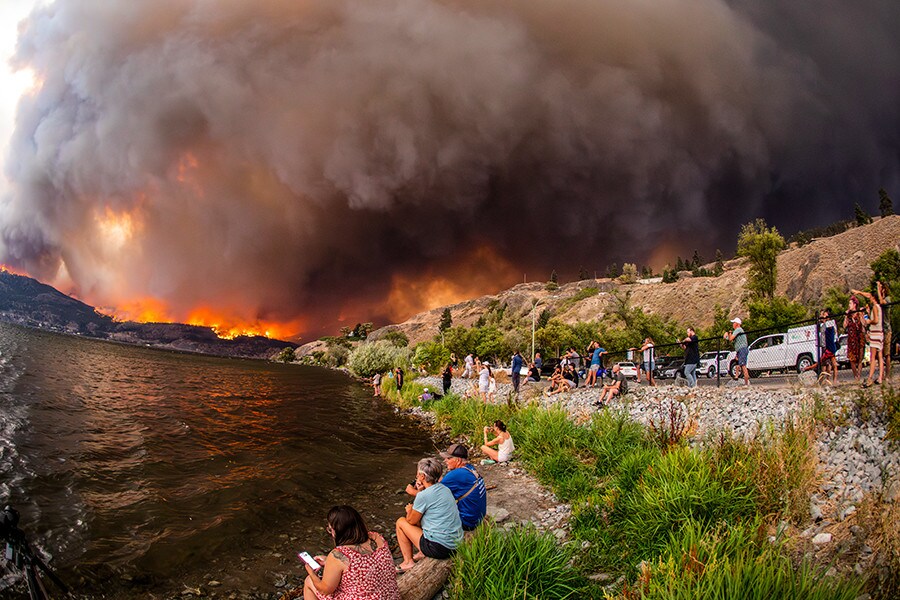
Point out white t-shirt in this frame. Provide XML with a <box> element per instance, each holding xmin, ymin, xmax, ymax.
<box><xmin>642</xmin><ymin>343</ymin><xmax>654</xmax><ymax>363</ymax></box>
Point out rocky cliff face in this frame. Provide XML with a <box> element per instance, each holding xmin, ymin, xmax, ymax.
<box><xmin>368</xmin><ymin>215</ymin><xmax>900</xmax><ymax>346</ymax></box>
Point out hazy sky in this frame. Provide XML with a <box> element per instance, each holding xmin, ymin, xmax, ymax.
<box><xmin>0</xmin><ymin>1</ymin><xmax>898</xmax><ymax>339</ymax></box>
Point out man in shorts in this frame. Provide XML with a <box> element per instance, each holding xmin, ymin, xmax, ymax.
<box><xmin>593</xmin><ymin>363</ymin><xmax>628</xmax><ymax>407</ymax></box>
<box><xmin>725</xmin><ymin>317</ymin><xmax>750</xmax><ymax>385</ymax></box>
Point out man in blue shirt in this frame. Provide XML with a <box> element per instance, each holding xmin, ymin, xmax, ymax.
<box><xmin>511</xmin><ymin>350</ymin><xmax>524</xmax><ymax>394</ymax></box>
<box><xmin>438</xmin><ymin>444</ymin><xmax>487</xmax><ymax>531</ymax></box>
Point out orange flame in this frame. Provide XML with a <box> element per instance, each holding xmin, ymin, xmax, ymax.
<box><xmin>185</xmin><ymin>307</ymin><xmax>305</xmax><ymax>340</ymax></box>
<box><xmin>0</xmin><ymin>264</ymin><xmax>30</xmax><ymax>277</ymax></box>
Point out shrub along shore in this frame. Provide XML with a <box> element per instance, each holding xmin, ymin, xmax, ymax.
<box><xmin>374</xmin><ymin>374</ymin><xmax>899</xmax><ymax>600</ymax></box>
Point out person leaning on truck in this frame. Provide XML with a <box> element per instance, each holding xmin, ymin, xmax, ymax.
<box><xmin>725</xmin><ymin>318</ymin><xmax>750</xmax><ymax>385</ymax></box>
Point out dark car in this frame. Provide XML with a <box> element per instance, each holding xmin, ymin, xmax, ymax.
<box><xmin>657</xmin><ymin>360</ymin><xmax>685</xmax><ymax>380</ymax></box>
<box><xmin>539</xmin><ymin>357</ymin><xmax>562</xmax><ymax>377</ymax></box>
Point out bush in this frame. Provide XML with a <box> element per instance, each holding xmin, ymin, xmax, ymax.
<box><xmin>412</xmin><ymin>341</ymin><xmax>450</xmax><ymax>374</ymax></box>
<box><xmin>620</xmin><ymin>521</ymin><xmax>863</xmax><ymax>600</ymax></box>
<box><xmin>347</xmin><ymin>341</ymin><xmax>408</xmax><ymax>377</ymax></box>
<box><xmin>448</xmin><ymin>523</ymin><xmax>590</xmax><ymax>600</ymax></box>
<box><xmin>274</xmin><ymin>347</ymin><xmax>295</xmax><ymax>363</ymax></box>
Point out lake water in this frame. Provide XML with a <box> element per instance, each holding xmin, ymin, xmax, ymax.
<box><xmin>0</xmin><ymin>323</ymin><xmax>433</xmax><ymax>597</ymax></box>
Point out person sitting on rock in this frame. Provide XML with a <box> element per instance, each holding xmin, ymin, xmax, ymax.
<box><xmin>594</xmin><ymin>363</ymin><xmax>627</xmax><ymax>407</ymax></box>
<box><xmin>395</xmin><ymin>458</ymin><xmax>463</xmax><ymax>572</ymax></box>
<box><xmin>405</xmin><ymin>445</ymin><xmax>486</xmax><ymax>532</ymax></box>
<box><xmin>544</xmin><ymin>365</ymin><xmax>565</xmax><ymax>395</ymax></box>
<box><xmin>524</xmin><ymin>362</ymin><xmax>541</xmax><ymax>384</ymax></box>
<box><xmin>302</xmin><ymin>505</ymin><xmax>400</xmax><ymax>600</ymax></box>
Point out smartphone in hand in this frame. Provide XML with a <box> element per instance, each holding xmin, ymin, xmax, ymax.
<box><xmin>298</xmin><ymin>551</ymin><xmax>322</xmax><ymax>571</ymax></box>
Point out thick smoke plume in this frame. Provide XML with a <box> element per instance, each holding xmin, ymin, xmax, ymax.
<box><xmin>1</xmin><ymin>0</ymin><xmax>898</xmax><ymax>337</ymax></box>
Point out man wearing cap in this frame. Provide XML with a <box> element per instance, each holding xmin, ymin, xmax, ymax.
<box><xmin>433</xmin><ymin>444</ymin><xmax>487</xmax><ymax>530</ymax></box>
<box><xmin>725</xmin><ymin>317</ymin><xmax>750</xmax><ymax>385</ymax></box>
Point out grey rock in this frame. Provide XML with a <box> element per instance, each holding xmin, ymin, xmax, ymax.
<box><xmin>812</xmin><ymin>532</ymin><xmax>833</xmax><ymax>545</ymax></box>
<box><xmin>486</xmin><ymin>506</ymin><xmax>510</xmax><ymax>523</ymax></box>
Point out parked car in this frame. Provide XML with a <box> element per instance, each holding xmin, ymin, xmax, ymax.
<box><xmin>835</xmin><ymin>334</ymin><xmax>848</xmax><ymax>368</ymax></box>
<box><xmin>698</xmin><ymin>351</ymin><xmax>731</xmax><ymax>378</ymax></box>
<box><xmin>658</xmin><ymin>360</ymin><xmax>685</xmax><ymax>380</ymax></box>
<box><xmin>615</xmin><ymin>361</ymin><xmax>638</xmax><ymax>380</ymax></box>
<box><xmin>539</xmin><ymin>357</ymin><xmax>562</xmax><ymax>377</ymax></box>
<box><xmin>727</xmin><ymin>324</ymin><xmax>820</xmax><ymax>379</ymax></box>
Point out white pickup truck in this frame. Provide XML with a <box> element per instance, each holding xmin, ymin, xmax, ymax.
<box><xmin>727</xmin><ymin>324</ymin><xmax>824</xmax><ymax>378</ymax></box>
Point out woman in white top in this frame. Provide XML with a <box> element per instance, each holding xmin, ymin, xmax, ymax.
<box><xmin>481</xmin><ymin>420</ymin><xmax>514</xmax><ymax>463</ymax></box>
<box><xmin>478</xmin><ymin>363</ymin><xmax>491</xmax><ymax>403</ymax></box>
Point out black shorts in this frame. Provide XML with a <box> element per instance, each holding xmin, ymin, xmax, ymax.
<box><xmin>419</xmin><ymin>536</ymin><xmax>455</xmax><ymax>560</ymax></box>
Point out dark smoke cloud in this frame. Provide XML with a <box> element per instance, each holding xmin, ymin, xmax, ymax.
<box><xmin>1</xmin><ymin>0</ymin><xmax>898</xmax><ymax>336</ymax></box>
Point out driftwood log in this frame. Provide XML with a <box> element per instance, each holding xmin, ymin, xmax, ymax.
<box><xmin>397</xmin><ymin>557</ymin><xmax>453</xmax><ymax>600</ymax></box>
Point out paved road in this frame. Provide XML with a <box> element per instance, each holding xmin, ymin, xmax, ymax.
<box><xmin>644</xmin><ymin>367</ymin><xmax>898</xmax><ymax>390</ymax></box>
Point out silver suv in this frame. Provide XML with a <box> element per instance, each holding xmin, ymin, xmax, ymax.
<box><xmin>698</xmin><ymin>351</ymin><xmax>730</xmax><ymax>378</ymax></box>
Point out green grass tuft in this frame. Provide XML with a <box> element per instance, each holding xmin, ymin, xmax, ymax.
<box><xmin>447</xmin><ymin>523</ymin><xmax>592</xmax><ymax>600</ymax></box>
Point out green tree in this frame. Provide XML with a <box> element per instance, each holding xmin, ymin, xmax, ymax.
<box><xmin>879</xmin><ymin>188</ymin><xmax>894</xmax><ymax>217</ymax></box>
<box><xmin>699</xmin><ymin>304</ymin><xmax>733</xmax><ymax>341</ymax></box>
<box><xmin>662</xmin><ymin>264</ymin><xmax>679</xmax><ymax>283</ymax></box>
<box><xmin>382</xmin><ymin>330</ymin><xmax>409</xmax><ymax>347</ymax></box>
<box><xmin>439</xmin><ymin>308</ymin><xmax>452</xmax><ymax>333</ymax></box>
<box><xmin>578</xmin><ymin>266</ymin><xmax>589</xmax><ymax>281</ymax></box>
<box><xmin>691</xmin><ymin>250</ymin><xmax>703</xmax><ymax>269</ymax></box>
<box><xmin>546</xmin><ymin>270</ymin><xmax>560</xmax><ymax>291</ymax></box>
<box><xmin>412</xmin><ymin>341</ymin><xmax>451</xmax><ymax>374</ymax></box>
<box><xmin>536</xmin><ymin>319</ymin><xmax>575</xmax><ymax>358</ymax></box>
<box><xmin>274</xmin><ymin>347</ymin><xmax>296</xmax><ymax>363</ymax></box>
<box><xmin>870</xmin><ymin>248</ymin><xmax>900</xmax><ymax>334</ymax></box>
<box><xmin>820</xmin><ymin>287</ymin><xmax>850</xmax><ymax>319</ymax></box>
<box><xmin>744</xmin><ymin>297</ymin><xmax>809</xmax><ymax>332</ymax></box>
<box><xmin>871</xmin><ymin>248</ymin><xmax>900</xmax><ymax>289</ymax></box>
<box><xmin>537</xmin><ymin>308</ymin><xmax>552</xmax><ymax>330</ymax></box>
<box><xmin>473</xmin><ymin>327</ymin><xmax>510</xmax><ymax>364</ymax></box>
<box><xmin>605</xmin><ymin>263</ymin><xmax>621</xmax><ymax>278</ymax></box>
<box><xmin>854</xmin><ymin>202</ymin><xmax>872</xmax><ymax>225</ymax></box>
<box><xmin>714</xmin><ymin>249</ymin><xmax>724</xmax><ymax>275</ymax></box>
<box><xmin>620</xmin><ymin>263</ymin><xmax>638</xmax><ymax>283</ymax></box>
<box><xmin>443</xmin><ymin>326</ymin><xmax>476</xmax><ymax>358</ymax></box>
<box><xmin>737</xmin><ymin>219</ymin><xmax>786</xmax><ymax>299</ymax></box>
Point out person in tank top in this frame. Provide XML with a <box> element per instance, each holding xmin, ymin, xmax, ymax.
<box><xmin>481</xmin><ymin>420</ymin><xmax>514</xmax><ymax>463</ymax></box>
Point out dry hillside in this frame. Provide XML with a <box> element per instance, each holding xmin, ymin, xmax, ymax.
<box><xmin>359</xmin><ymin>216</ymin><xmax>900</xmax><ymax>347</ymax></box>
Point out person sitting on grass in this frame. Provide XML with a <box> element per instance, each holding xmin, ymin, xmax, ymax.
<box><xmin>302</xmin><ymin>505</ymin><xmax>400</xmax><ymax>600</ymax></box>
<box><xmin>593</xmin><ymin>363</ymin><xmax>627</xmax><ymax>407</ymax></box>
<box><xmin>481</xmin><ymin>420</ymin><xmax>514</xmax><ymax>463</ymax></box>
<box><xmin>395</xmin><ymin>458</ymin><xmax>463</xmax><ymax>572</ymax></box>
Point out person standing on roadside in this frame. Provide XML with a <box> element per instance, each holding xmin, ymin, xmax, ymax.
<box><xmin>510</xmin><ymin>350</ymin><xmax>524</xmax><ymax>394</ymax></box>
<box><xmin>878</xmin><ymin>281</ymin><xmax>892</xmax><ymax>379</ymax></box>
<box><xmin>585</xmin><ymin>341</ymin><xmax>601</xmax><ymax>387</ymax></box>
<box><xmin>680</xmin><ymin>328</ymin><xmax>700</xmax><ymax>387</ymax></box>
<box><xmin>844</xmin><ymin>295</ymin><xmax>865</xmax><ymax>382</ymax></box>
<box><xmin>725</xmin><ymin>318</ymin><xmax>750</xmax><ymax>385</ymax></box>
<box><xmin>853</xmin><ymin>288</ymin><xmax>884</xmax><ymax>387</ymax></box>
<box><xmin>638</xmin><ymin>337</ymin><xmax>656</xmax><ymax>386</ymax></box>
<box><xmin>534</xmin><ymin>352</ymin><xmax>543</xmax><ymax>373</ymax></box>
